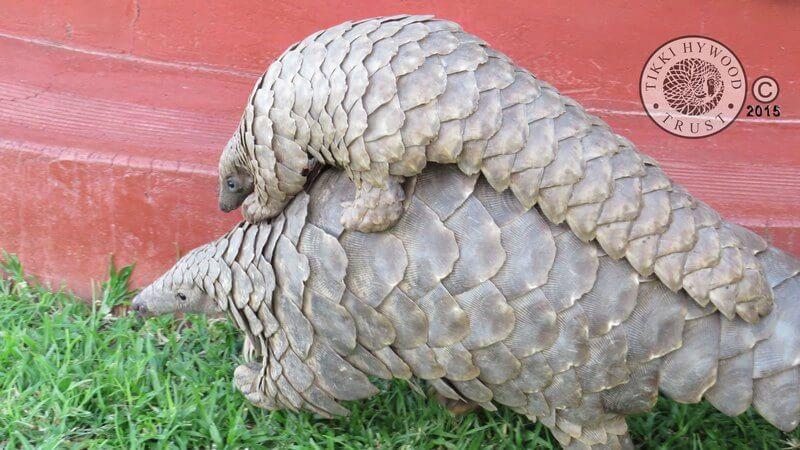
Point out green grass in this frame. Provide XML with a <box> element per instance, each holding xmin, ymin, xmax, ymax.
<box><xmin>0</xmin><ymin>254</ymin><xmax>797</xmax><ymax>449</ymax></box>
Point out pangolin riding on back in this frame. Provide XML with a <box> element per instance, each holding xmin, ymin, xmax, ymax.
<box><xmin>217</xmin><ymin>15</ymin><xmax>772</xmax><ymax>323</ymax></box>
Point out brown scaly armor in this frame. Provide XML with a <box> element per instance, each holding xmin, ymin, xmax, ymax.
<box><xmin>218</xmin><ymin>15</ymin><xmax>772</xmax><ymax>322</ymax></box>
<box><xmin>136</xmin><ymin>165</ymin><xmax>800</xmax><ymax>449</ymax></box>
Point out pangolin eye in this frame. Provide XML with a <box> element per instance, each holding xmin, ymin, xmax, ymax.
<box><xmin>226</xmin><ymin>179</ymin><xmax>237</xmax><ymax>190</ymax></box>
<box><xmin>176</xmin><ymin>292</ymin><xmax>187</xmax><ymax>301</ymax></box>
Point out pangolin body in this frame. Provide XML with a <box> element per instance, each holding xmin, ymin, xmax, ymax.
<box><xmin>219</xmin><ymin>15</ymin><xmax>772</xmax><ymax>323</ymax></box>
<box><xmin>137</xmin><ymin>165</ymin><xmax>800</xmax><ymax>449</ymax></box>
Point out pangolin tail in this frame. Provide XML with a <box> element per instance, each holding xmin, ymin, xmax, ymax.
<box><xmin>706</xmin><ymin>245</ymin><xmax>800</xmax><ymax>431</ymax></box>
<box><xmin>665</xmin><ymin>244</ymin><xmax>800</xmax><ymax>431</ymax></box>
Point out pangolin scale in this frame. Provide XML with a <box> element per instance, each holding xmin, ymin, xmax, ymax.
<box><xmin>218</xmin><ymin>15</ymin><xmax>772</xmax><ymax>323</ymax></box>
<box><xmin>135</xmin><ymin>165</ymin><xmax>800</xmax><ymax>450</ymax></box>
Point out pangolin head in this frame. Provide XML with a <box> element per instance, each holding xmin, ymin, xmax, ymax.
<box><xmin>131</xmin><ymin>244</ymin><xmax>224</xmax><ymax>318</ymax></box>
<box><xmin>131</xmin><ymin>222</ymin><xmax>279</xmax><ymax>328</ymax></box>
<box><xmin>218</xmin><ymin>124</ymin><xmax>254</xmax><ymax>213</ymax></box>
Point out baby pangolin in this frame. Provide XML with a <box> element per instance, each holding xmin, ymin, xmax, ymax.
<box><xmin>137</xmin><ymin>164</ymin><xmax>800</xmax><ymax>450</ymax></box>
<box><xmin>217</xmin><ymin>15</ymin><xmax>772</xmax><ymax>323</ymax></box>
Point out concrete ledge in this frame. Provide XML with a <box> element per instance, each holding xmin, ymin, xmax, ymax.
<box><xmin>0</xmin><ymin>140</ymin><xmax>239</xmax><ymax>297</ymax></box>
<box><xmin>0</xmin><ymin>22</ymin><xmax>798</xmax><ymax>297</ymax></box>
<box><xmin>0</xmin><ymin>36</ymin><xmax>246</xmax><ymax>296</ymax></box>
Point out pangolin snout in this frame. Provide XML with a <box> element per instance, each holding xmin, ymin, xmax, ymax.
<box><xmin>130</xmin><ymin>296</ymin><xmax>150</xmax><ymax>318</ymax></box>
<box><xmin>219</xmin><ymin>200</ymin><xmax>237</xmax><ymax>213</ymax></box>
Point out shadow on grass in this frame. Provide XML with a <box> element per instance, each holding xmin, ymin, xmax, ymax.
<box><xmin>0</xmin><ymin>253</ymin><xmax>797</xmax><ymax>449</ymax></box>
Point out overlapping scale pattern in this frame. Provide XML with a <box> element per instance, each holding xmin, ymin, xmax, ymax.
<box><xmin>226</xmin><ymin>15</ymin><xmax>772</xmax><ymax>323</ymax></box>
<box><xmin>159</xmin><ymin>165</ymin><xmax>800</xmax><ymax>449</ymax></box>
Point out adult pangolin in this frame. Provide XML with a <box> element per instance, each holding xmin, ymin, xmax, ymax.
<box><xmin>135</xmin><ymin>165</ymin><xmax>800</xmax><ymax>449</ymax></box>
<box><xmin>216</xmin><ymin>15</ymin><xmax>772</xmax><ymax>324</ymax></box>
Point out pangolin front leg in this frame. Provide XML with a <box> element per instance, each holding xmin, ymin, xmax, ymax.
<box><xmin>340</xmin><ymin>175</ymin><xmax>405</xmax><ymax>232</ymax></box>
<box><xmin>233</xmin><ymin>362</ymin><xmax>276</xmax><ymax>410</ymax></box>
<box><xmin>241</xmin><ymin>192</ymin><xmax>287</xmax><ymax>225</ymax></box>
<box><xmin>428</xmin><ymin>388</ymin><xmax>479</xmax><ymax>416</ymax></box>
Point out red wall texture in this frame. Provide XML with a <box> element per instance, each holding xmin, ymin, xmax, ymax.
<box><xmin>0</xmin><ymin>1</ymin><xmax>798</xmax><ymax>297</ymax></box>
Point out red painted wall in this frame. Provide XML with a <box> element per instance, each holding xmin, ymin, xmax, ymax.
<box><xmin>0</xmin><ymin>1</ymin><xmax>798</xmax><ymax>297</ymax></box>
